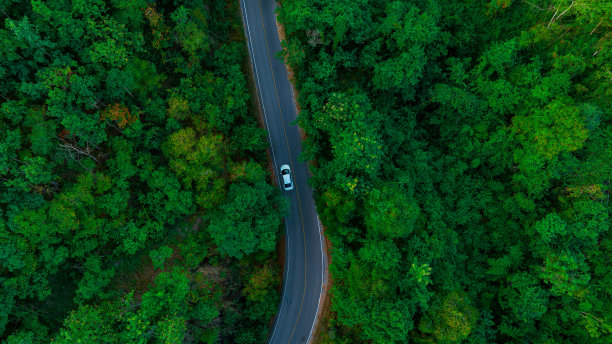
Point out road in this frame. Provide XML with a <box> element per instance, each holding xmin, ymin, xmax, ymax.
<box><xmin>239</xmin><ymin>0</ymin><xmax>325</xmax><ymax>343</ymax></box>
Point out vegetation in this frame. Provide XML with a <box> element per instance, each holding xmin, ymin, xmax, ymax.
<box><xmin>277</xmin><ymin>0</ymin><xmax>611</xmax><ymax>343</ymax></box>
<box><xmin>0</xmin><ymin>0</ymin><xmax>284</xmax><ymax>343</ymax></box>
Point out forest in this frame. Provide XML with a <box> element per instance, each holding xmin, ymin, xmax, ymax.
<box><xmin>277</xmin><ymin>0</ymin><xmax>611</xmax><ymax>343</ymax></box>
<box><xmin>1</xmin><ymin>0</ymin><xmax>286</xmax><ymax>343</ymax></box>
<box><xmin>1</xmin><ymin>0</ymin><xmax>610</xmax><ymax>343</ymax></box>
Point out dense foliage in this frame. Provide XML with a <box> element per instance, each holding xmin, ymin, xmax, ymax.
<box><xmin>0</xmin><ymin>0</ymin><xmax>284</xmax><ymax>343</ymax></box>
<box><xmin>277</xmin><ymin>0</ymin><xmax>611</xmax><ymax>343</ymax></box>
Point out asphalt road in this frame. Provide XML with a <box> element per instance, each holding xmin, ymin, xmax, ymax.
<box><xmin>239</xmin><ymin>1</ymin><xmax>325</xmax><ymax>343</ymax></box>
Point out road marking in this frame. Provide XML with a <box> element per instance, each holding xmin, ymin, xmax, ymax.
<box><xmin>255</xmin><ymin>0</ymin><xmax>308</xmax><ymax>343</ymax></box>
<box><xmin>305</xmin><ymin>214</ymin><xmax>324</xmax><ymax>344</ymax></box>
<box><xmin>239</xmin><ymin>2</ymin><xmax>292</xmax><ymax>341</ymax></box>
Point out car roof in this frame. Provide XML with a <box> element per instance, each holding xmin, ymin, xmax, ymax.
<box><xmin>283</xmin><ymin>174</ymin><xmax>292</xmax><ymax>183</ymax></box>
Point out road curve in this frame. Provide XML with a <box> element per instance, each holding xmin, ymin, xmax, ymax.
<box><xmin>239</xmin><ymin>1</ymin><xmax>325</xmax><ymax>343</ymax></box>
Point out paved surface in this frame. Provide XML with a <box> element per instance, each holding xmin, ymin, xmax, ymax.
<box><xmin>239</xmin><ymin>0</ymin><xmax>324</xmax><ymax>343</ymax></box>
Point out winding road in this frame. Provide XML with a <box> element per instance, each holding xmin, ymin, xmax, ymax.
<box><xmin>239</xmin><ymin>0</ymin><xmax>325</xmax><ymax>343</ymax></box>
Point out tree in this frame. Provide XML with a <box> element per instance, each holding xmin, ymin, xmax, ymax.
<box><xmin>500</xmin><ymin>272</ymin><xmax>548</xmax><ymax>323</ymax></box>
<box><xmin>163</xmin><ymin>127</ymin><xmax>226</xmax><ymax>210</ymax></box>
<box><xmin>365</xmin><ymin>184</ymin><xmax>420</xmax><ymax>239</ymax></box>
<box><xmin>513</xmin><ymin>99</ymin><xmax>588</xmax><ymax>161</ymax></box>
<box><xmin>75</xmin><ymin>255</ymin><xmax>116</xmax><ymax>302</ymax></box>
<box><xmin>312</xmin><ymin>92</ymin><xmax>384</xmax><ymax>194</ymax></box>
<box><xmin>419</xmin><ymin>291</ymin><xmax>478</xmax><ymax>343</ymax></box>
<box><xmin>170</xmin><ymin>5</ymin><xmax>210</xmax><ymax>64</ymax></box>
<box><xmin>150</xmin><ymin>246</ymin><xmax>174</xmax><ymax>270</ymax></box>
<box><xmin>140</xmin><ymin>269</ymin><xmax>190</xmax><ymax>320</ymax></box>
<box><xmin>373</xmin><ymin>49</ymin><xmax>426</xmax><ymax>100</ymax></box>
<box><xmin>206</xmin><ymin>180</ymin><xmax>284</xmax><ymax>259</ymax></box>
<box><xmin>54</xmin><ymin>303</ymin><xmax>119</xmax><ymax>344</ymax></box>
<box><xmin>100</xmin><ymin>103</ymin><xmax>138</xmax><ymax>128</ymax></box>
<box><xmin>154</xmin><ymin>316</ymin><xmax>187</xmax><ymax>344</ymax></box>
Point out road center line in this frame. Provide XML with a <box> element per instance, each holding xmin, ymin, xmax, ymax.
<box><xmin>255</xmin><ymin>0</ymin><xmax>308</xmax><ymax>343</ymax></box>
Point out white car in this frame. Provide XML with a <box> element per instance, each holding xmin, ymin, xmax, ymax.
<box><xmin>280</xmin><ymin>164</ymin><xmax>294</xmax><ymax>191</ymax></box>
